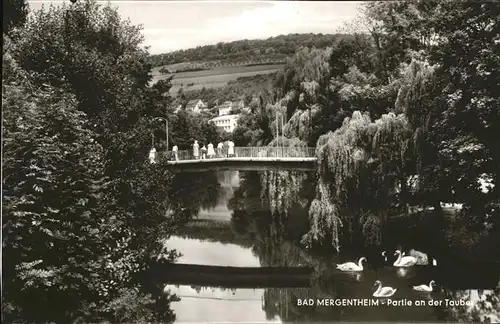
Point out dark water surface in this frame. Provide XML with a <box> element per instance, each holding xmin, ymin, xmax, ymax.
<box><xmin>163</xmin><ymin>170</ymin><xmax>499</xmax><ymax>323</ymax></box>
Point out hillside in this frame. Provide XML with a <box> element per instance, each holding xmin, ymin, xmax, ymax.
<box><xmin>150</xmin><ymin>33</ymin><xmax>355</xmax><ymax>95</ymax></box>
<box><xmin>151</xmin><ymin>64</ymin><xmax>282</xmax><ymax>94</ymax></box>
<box><xmin>149</xmin><ymin>33</ymin><xmax>352</xmax><ymax>68</ymax></box>
<box><xmin>180</xmin><ymin>72</ymin><xmax>279</xmax><ymax>108</ymax></box>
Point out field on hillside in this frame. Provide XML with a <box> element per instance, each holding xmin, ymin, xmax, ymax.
<box><xmin>150</xmin><ymin>64</ymin><xmax>284</xmax><ymax>94</ymax></box>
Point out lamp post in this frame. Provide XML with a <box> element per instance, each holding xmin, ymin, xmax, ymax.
<box><xmin>281</xmin><ymin>112</ymin><xmax>285</xmax><ymax>157</ymax></box>
<box><xmin>275</xmin><ymin>113</ymin><xmax>279</xmax><ymax>157</ymax></box>
<box><xmin>275</xmin><ymin>112</ymin><xmax>285</xmax><ymax>158</ymax></box>
<box><xmin>154</xmin><ymin>117</ymin><xmax>169</xmax><ymax>151</ymax></box>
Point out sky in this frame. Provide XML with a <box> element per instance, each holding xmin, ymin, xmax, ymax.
<box><xmin>28</xmin><ymin>0</ymin><xmax>363</xmax><ymax>54</ymax></box>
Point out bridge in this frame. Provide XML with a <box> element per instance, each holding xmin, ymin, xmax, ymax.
<box><xmin>148</xmin><ymin>262</ymin><xmax>500</xmax><ymax>290</ymax></box>
<box><xmin>162</xmin><ymin>146</ymin><xmax>318</xmax><ymax>171</ymax></box>
<box><xmin>149</xmin><ymin>263</ymin><xmax>314</xmax><ymax>288</ymax></box>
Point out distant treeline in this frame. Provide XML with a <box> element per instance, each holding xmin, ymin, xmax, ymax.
<box><xmin>149</xmin><ymin>33</ymin><xmax>353</xmax><ymax>67</ymax></box>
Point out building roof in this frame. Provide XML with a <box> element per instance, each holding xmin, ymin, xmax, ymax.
<box><xmin>186</xmin><ymin>99</ymin><xmax>205</xmax><ymax>110</ymax></box>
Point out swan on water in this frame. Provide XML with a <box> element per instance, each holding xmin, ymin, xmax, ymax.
<box><xmin>373</xmin><ymin>280</ymin><xmax>397</xmax><ymax>298</ymax></box>
<box><xmin>413</xmin><ymin>280</ymin><xmax>436</xmax><ymax>292</ymax></box>
<box><xmin>393</xmin><ymin>250</ymin><xmax>418</xmax><ymax>267</ymax></box>
<box><xmin>381</xmin><ymin>251</ymin><xmax>388</xmax><ymax>262</ymax></box>
<box><xmin>336</xmin><ymin>257</ymin><xmax>367</xmax><ymax>272</ymax></box>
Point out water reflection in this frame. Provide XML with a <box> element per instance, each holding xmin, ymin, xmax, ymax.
<box><xmin>164</xmin><ymin>236</ymin><xmax>280</xmax><ymax>322</ymax></box>
<box><xmin>166</xmin><ymin>284</ymin><xmax>280</xmax><ymax>323</ymax></box>
<box><xmin>165</xmin><ymin>170</ymin><xmax>499</xmax><ymax>323</ymax></box>
<box><xmin>167</xmin><ymin>236</ymin><xmax>259</xmax><ymax>267</ymax></box>
<box><xmin>167</xmin><ymin>171</ymin><xmax>222</xmax><ymax>219</ymax></box>
<box><xmin>396</xmin><ymin>267</ymin><xmax>411</xmax><ymax>278</ymax></box>
<box><xmin>198</xmin><ymin>171</ymin><xmax>240</xmax><ymax>221</ymax></box>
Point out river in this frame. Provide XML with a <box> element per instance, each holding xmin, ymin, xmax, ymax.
<box><xmin>163</xmin><ymin>170</ymin><xmax>499</xmax><ymax>323</ymax></box>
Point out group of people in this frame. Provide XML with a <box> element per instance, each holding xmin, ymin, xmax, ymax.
<box><xmin>191</xmin><ymin>140</ymin><xmax>235</xmax><ymax>160</ymax></box>
<box><xmin>169</xmin><ymin>140</ymin><xmax>235</xmax><ymax>161</ymax></box>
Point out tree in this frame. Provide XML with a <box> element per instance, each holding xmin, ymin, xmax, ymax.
<box><xmin>3</xmin><ymin>0</ymin><xmax>28</xmax><ymax>35</ymax></box>
<box><xmin>398</xmin><ymin>1</ymin><xmax>500</xmax><ymax>260</ymax></box>
<box><xmin>11</xmin><ymin>0</ymin><xmax>156</xmax><ymax>163</ymax></box>
<box><xmin>2</xmin><ymin>69</ymin><xmax>108</xmax><ymax>322</ymax></box>
<box><xmin>303</xmin><ymin>111</ymin><xmax>412</xmax><ymax>251</ymax></box>
<box><xmin>3</xmin><ymin>1</ymin><xmax>183</xmax><ymax>321</ymax></box>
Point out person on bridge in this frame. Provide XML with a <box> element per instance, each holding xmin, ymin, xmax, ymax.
<box><xmin>172</xmin><ymin>144</ymin><xmax>179</xmax><ymax>161</ymax></box>
<box><xmin>201</xmin><ymin>145</ymin><xmax>207</xmax><ymax>159</ymax></box>
<box><xmin>148</xmin><ymin>146</ymin><xmax>157</xmax><ymax>164</ymax></box>
<box><xmin>193</xmin><ymin>140</ymin><xmax>199</xmax><ymax>159</ymax></box>
<box><xmin>227</xmin><ymin>140</ymin><xmax>235</xmax><ymax>157</ymax></box>
<box><xmin>217</xmin><ymin>142</ymin><xmax>223</xmax><ymax>157</ymax></box>
<box><xmin>207</xmin><ymin>143</ymin><xmax>215</xmax><ymax>159</ymax></box>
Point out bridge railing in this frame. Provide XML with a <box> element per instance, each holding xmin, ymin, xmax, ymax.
<box><xmin>162</xmin><ymin>146</ymin><xmax>317</xmax><ymax>162</ymax></box>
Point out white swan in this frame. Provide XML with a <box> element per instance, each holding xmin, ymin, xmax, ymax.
<box><xmin>413</xmin><ymin>280</ymin><xmax>435</xmax><ymax>292</ymax></box>
<box><xmin>373</xmin><ymin>280</ymin><xmax>397</xmax><ymax>297</ymax></box>
<box><xmin>393</xmin><ymin>250</ymin><xmax>417</xmax><ymax>267</ymax></box>
<box><xmin>381</xmin><ymin>251</ymin><xmax>388</xmax><ymax>262</ymax></box>
<box><xmin>336</xmin><ymin>257</ymin><xmax>367</xmax><ymax>272</ymax></box>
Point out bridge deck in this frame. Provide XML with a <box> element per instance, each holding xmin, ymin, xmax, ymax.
<box><xmin>167</xmin><ymin>157</ymin><xmax>317</xmax><ymax>165</ymax></box>
<box><xmin>150</xmin><ymin>264</ymin><xmax>314</xmax><ymax>288</ymax></box>
<box><xmin>159</xmin><ymin>146</ymin><xmax>318</xmax><ymax>166</ymax></box>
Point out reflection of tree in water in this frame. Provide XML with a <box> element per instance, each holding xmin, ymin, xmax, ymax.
<box><xmin>229</xmin><ymin>171</ymin><xmax>348</xmax><ymax>321</ymax></box>
<box><xmin>214</xmin><ymin>171</ymin><xmax>240</xmax><ymax>206</ymax></box>
<box><xmin>439</xmin><ymin>288</ymin><xmax>500</xmax><ymax>323</ymax></box>
<box><xmin>168</xmin><ymin>171</ymin><xmax>222</xmax><ymax>218</ymax></box>
<box><xmin>263</xmin><ymin>288</ymin><xmax>314</xmax><ymax>321</ymax></box>
<box><xmin>229</xmin><ymin>171</ymin><xmax>315</xmax><ymax>262</ymax></box>
<box><xmin>190</xmin><ymin>285</ymin><xmax>203</xmax><ymax>294</ymax></box>
<box><xmin>188</xmin><ymin>285</ymin><xmax>237</xmax><ymax>295</ymax></box>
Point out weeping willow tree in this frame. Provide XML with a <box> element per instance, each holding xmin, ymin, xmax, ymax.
<box><xmin>303</xmin><ymin>110</ymin><xmax>412</xmax><ymax>251</ymax></box>
<box><xmin>275</xmin><ymin>47</ymin><xmax>332</xmax><ymax>97</ymax></box>
<box><xmin>302</xmin><ymin>181</ymin><xmax>342</xmax><ymax>251</ymax></box>
<box><xmin>269</xmin><ymin>47</ymin><xmax>332</xmax><ymax>145</ymax></box>
<box><xmin>259</xmin><ymin>137</ymin><xmax>311</xmax><ymax>222</ymax></box>
<box><xmin>284</xmin><ymin>103</ymin><xmax>321</xmax><ymax>140</ymax></box>
<box><xmin>280</xmin><ymin>78</ymin><xmax>324</xmax><ymax>142</ymax></box>
<box><xmin>395</xmin><ymin>59</ymin><xmax>438</xmax><ymax>172</ymax></box>
<box><xmin>260</xmin><ymin>170</ymin><xmax>308</xmax><ymax>217</ymax></box>
<box><xmin>371</xmin><ymin>112</ymin><xmax>413</xmax><ymax>213</ymax></box>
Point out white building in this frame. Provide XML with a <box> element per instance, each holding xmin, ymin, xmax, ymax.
<box><xmin>185</xmin><ymin>99</ymin><xmax>207</xmax><ymax>113</ymax></box>
<box><xmin>215</xmin><ymin>100</ymin><xmax>245</xmax><ymax>116</ymax></box>
<box><xmin>209</xmin><ymin>114</ymin><xmax>240</xmax><ymax>133</ymax></box>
